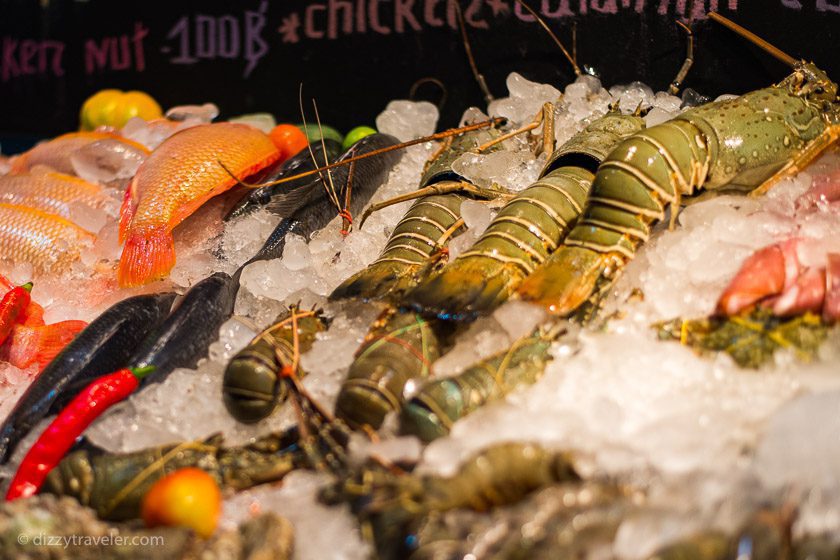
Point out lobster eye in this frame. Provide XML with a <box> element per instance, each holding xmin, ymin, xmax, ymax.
<box><xmin>815</xmin><ymin>86</ymin><xmax>825</xmax><ymax>94</ymax></box>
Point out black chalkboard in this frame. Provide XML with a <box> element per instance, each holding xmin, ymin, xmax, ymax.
<box><xmin>1</xmin><ymin>0</ymin><xmax>838</xmax><ymax>153</ymax></box>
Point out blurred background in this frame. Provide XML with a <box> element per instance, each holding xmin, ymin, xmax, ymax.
<box><xmin>1</xmin><ymin>0</ymin><xmax>838</xmax><ymax>153</ymax></box>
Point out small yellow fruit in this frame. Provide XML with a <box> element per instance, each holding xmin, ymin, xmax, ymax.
<box><xmin>80</xmin><ymin>89</ymin><xmax>163</xmax><ymax>131</ymax></box>
<box><xmin>141</xmin><ymin>468</ymin><xmax>221</xmax><ymax>538</ymax></box>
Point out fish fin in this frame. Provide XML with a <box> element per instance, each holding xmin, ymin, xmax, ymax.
<box><xmin>31</xmin><ymin>321</ymin><xmax>87</xmax><ymax>370</ymax></box>
<box><xmin>118</xmin><ymin>227</ymin><xmax>176</xmax><ymax>287</ymax></box>
<box><xmin>118</xmin><ymin>179</ymin><xmax>138</xmax><ymax>245</ymax></box>
<box><xmin>264</xmin><ymin>180</ymin><xmax>321</xmax><ymax>217</ymax></box>
<box><xmin>1</xmin><ymin>320</ymin><xmax>84</xmax><ymax>370</ymax></box>
<box><xmin>19</xmin><ymin>302</ymin><xmax>45</xmax><ymax>327</ymax></box>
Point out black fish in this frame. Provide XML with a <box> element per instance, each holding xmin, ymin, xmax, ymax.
<box><xmin>249</xmin><ymin>133</ymin><xmax>401</xmax><ymax>264</ymax></box>
<box><xmin>132</xmin><ymin>271</ymin><xmax>242</xmax><ymax>387</ymax></box>
<box><xmin>224</xmin><ymin>139</ymin><xmax>344</xmax><ymax>221</ymax></box>
<box><xmin>111</xmin><ymin>136</ymin><xmax>393</xmax><ymax>389</ymax></box>
<box><xmin>0</xmin><ymin>292</ymin><xmax>176</xmax><ymax>464</ymax></box>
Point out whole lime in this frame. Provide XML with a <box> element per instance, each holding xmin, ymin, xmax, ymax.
<box><xmin>342</xmin><ymin>126</ymin><xmax>377</xmax><ymax>150</ymax></box>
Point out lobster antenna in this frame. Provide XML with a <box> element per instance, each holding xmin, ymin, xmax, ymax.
<box><xmin>668</xmin><ymin>20</ymin><xmax>694</xmax><ymax>95</ymax></box>
<box><xmin>311</xmin><ymin>97</ymin><xmax>345</xmax><ymax>214</ymax></box>
<box><xmin>514</xmin><ymin>0</ymin><xmax>581</xmax><ymax>76</ymax></box>
<box><xmin>218</xmin><ymin>118</ymin><xmax>506</xmax><ymax>190</ymax></box>
<box><xmin>298</xmin><ymin>85</ymin><xmax>342</xmax><ymax>213</ymax></box>
<box><xmin>708</xmin><ymin>12</ymin><xmax>797</xmax><ymax>68</ymax></box>
<box><xmin>454</xmin><ymin>0</ymin><xmax>494</xmax><ymax>104</ymax></box>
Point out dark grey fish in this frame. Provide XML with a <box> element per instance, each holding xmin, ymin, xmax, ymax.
<box><xmin>132</xmin><ymin>271</ymin><xmax>242</xmax><ymax>387</ymax></box>
<box><xmin>249</xmin><ymin>133</ymin><xmax>401</xmax><ymax>264</ymax></box>
<box><xmin>224</xmin><ymin>139</ymin><xmax>343</xmax><ymax>221</ymax></box>
<box><xmin>0</xmin><ymin>292</ymin><xmax>176</xmax><ymax>464</ymax></box>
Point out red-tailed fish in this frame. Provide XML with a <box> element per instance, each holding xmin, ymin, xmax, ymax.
<box><xmin>0</xmin><ymin>171</ymin><xmax>111</xmax><ymax>218</ymax></box>
<box><xmin>0</xmin><ymin>320</ymin><xmax>87</xmax><ymax>371</ymax></box>
<box><xmin>0</xmin><ymin>204</ymin><xmax>95</xmax><ymax>273</ymax></box>
<box><xmin>118</xmin><ymin>122</ymin><xmax>280</xmax><ymax>287</ymax></box>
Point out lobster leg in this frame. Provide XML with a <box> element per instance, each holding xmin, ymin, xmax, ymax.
<box><xmin>477</xmin><ymin>102</ymin><xmax>556</xmax><ymax>156</ymax></box>
<box><xmin>359</xmin><ymin>181</ymin><xmax>511</xmax><ymax>228</ymax></box>
<box><xmin>750</xmin><ymin>124</ymin><xmax>840</xmax><ymax>197</ymax></box>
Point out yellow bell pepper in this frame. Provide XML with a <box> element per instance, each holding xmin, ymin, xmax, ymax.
<box><xmin>80</xmin><ymin>89</ymin><xmax>163</xmax><ymax>131</ymax></box>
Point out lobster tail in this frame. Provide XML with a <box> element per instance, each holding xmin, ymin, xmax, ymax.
<box><xmin>332</xmin><ymin>194</ymin><xmax>466</xmax><ymax>302</ymax></box>
<box><xmin>408</xmin><ymin>166</ymin><xmax>597</xmax><ymax>319</ymax></box>
<box><xmin>330</xmin><ymin>260</ymin><xmax>418</xmax><ymax>302</ymax></box>
<box><xmin>400</xmin><ymin>379</ymin><xmax>463</xmax><ymax>442</ymax></box>
<box><xmin>335</xmin><ymin>311</ymin><xmax>443</xmax><ymax>430</ymax></box>
<box><xmin>407</xmin><ymin>256</ymin><xmax>519</xmax><ymax>320</ymax></box>
<box><xmin>401</xmin><ymin>327</ymin><xmax>555</xmax><ymax>441</ymax></box>
<box><xmin>516</xmin><ymin>246</ymin><xmax>612</xmax><ymax>314</ymax></box>
<box><xmin>222</xmin><ymin>345</ymin><xmax>285</xmax><ymax>424</ymax></box>
<box><xmin>519</xmin><ymin>120</ymin><xmax>710</xmax><ymax>315</ymax></box>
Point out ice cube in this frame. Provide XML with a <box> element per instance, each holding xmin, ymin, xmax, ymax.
<box><xmin>375</xmin><ymin>100</ymin><xmax>439</xmax><ymax>142</ymax></box>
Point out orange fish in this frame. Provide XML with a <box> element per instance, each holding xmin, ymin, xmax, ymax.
<box><xmin>0</xmin><ymin>203</ymin><xmax>95</xmax><ymax>273</ymax></box>
<box><xmin>118</xmin><ymin>122</ymin><xmax>280</xmax><ymax>287</ymax></box>
<box><xmin>0</xmin><ymin>171</ymin><xmax>112</xmax><ymax>218</ymax></box>
<box><xmin>0</xmin><ymin>320</ymin><xmax>87</xmax><ymax>371</ymax></box>
<box><xmin>9</xmin><ymin>132</ymin><xmax>150</xmax><ymax>176</ymax></box>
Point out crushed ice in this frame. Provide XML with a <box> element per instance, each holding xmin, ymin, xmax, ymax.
<box><xmin>2</xmin><ymin>73</ymin><xmax>840</xmax><ymax>556</ymax></box>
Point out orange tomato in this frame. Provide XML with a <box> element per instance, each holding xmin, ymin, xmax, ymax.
<box><xmin>141</xmin><ymin>468</ymin><xmax>221</xmax><ymax>538</ymax></box>
<box><xmin>269</xmin><ymin>123</ymin><xmax>309</xmax><ymax>162</ymax></box>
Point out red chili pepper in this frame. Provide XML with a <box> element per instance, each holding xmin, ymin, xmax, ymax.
<box><xmin>0</xmin><ymin>282</ymin><xmax>33</xmax><ymax>345</ymax></box>
<box><xmin>5</xmin><ymin>365</ymin><xmax>155</xmax><ymax>501</ymax></box>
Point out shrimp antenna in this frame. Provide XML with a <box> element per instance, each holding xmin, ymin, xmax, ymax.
<box><xmin>218</xmin><ymin>118</ymin><xmax>506</xmax><ymax>190</ymax></box>
<box><xmin>514</xmin><ymin>0</ymin><xmax>581</xmax><ymax>76</ymax></box>
<box><xmin>454</xmin><ymin>0</ymin><xmax>494</xmax><ymax>104</ymax></box>
<box><xmin>708</xmin><ymin>12</ymin><xmax>797</xmax><ymax>68</ymax></box>
<box><xmin>668</xmin><ymin>20</ymin><xmax>694</xmax><ymax>95</ymax></box>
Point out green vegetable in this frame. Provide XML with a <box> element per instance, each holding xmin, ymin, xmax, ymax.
<box><xmin>296</xmin><ymin>123</ymin><xmax>343</xmax><ymax>145</ymax></box>
<box><xmin>342</xmin><ymin>126</ymin><xmax>377</xmax><ymax>151</ymax></box>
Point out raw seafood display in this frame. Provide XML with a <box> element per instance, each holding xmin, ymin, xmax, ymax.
<box><xmin>1</xmin><ymin>11</ymin><xmax>840</xmax><ymax>560</ymax></box>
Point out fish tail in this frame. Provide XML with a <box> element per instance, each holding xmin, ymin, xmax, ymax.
<box><xmin>30</xmin><ymin>321</ymin><xmax>87</xmax><ymax>370</ymax></box>
<box><xmin>118</xmin><ymin>226</ymin><xmax>176</xmax><ymax>287</ymax></box>
<box><xmin>19</xmin><ymin>302</ymin><xmax>45</xmax><ymax>327</ymax></box>
<box><xmin>407</xmin><ymin>257</ymin><xmax>519</xmax><ymax>319</ymax></box>
<box><xmin>516</xmin><ymin>246</ymin><xmax>609</xmax><ymax>315</ymax></box>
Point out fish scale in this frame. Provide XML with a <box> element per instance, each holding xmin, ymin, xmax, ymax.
<box><xmin>0</xmin><ymin>203</ymin><xmax>95</xmax><ymax>273</ymax></box>
<box><xmin>118</xmin><ymin>122</ymin><xmax>280</xmax><ymax>287</ymax></box>
<box><xmin>0</xmin><ymin>171</ymin><xmax>111</xmax><ymax>218</ymax></box>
